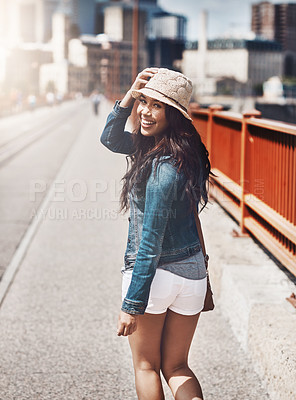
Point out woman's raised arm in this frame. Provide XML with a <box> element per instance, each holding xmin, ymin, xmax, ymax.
<box><xmin>100</xmin><ymin>101</ymin><xmax>135</xmax><ymax>155</ymax></box>
<box><xmin>100</xmin><ymin>68</ymin><xmax>159</xmax><ymax>155</ymax></box>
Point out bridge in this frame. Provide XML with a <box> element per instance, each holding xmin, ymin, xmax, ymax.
<box><xmin>0</xmin><ymin>98</ymin><xmax>295</xmax><ymax>399</ymax></box>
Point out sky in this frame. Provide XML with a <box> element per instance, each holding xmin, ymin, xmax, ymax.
<box><xmin>158</xmin><ymin>0</ymin><xmax>296</xmax><ymax>41</ymax></box>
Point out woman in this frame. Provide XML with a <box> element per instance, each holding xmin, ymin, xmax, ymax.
<box><xmin>100</xmin><ymin>67</ymin><xmax>212</xmax><ymax>400</ymax></box>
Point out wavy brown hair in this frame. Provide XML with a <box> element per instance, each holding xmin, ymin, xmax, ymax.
<box><xmin>119</xmin><ymin>103</ymin><xmax>215</xmax><ymax>214</ymax></box>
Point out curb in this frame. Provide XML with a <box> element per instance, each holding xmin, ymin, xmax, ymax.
<box><xmin>211</xmin><ymin>258</ymin><xmax>296</xmax><ymax>400</ymax></box>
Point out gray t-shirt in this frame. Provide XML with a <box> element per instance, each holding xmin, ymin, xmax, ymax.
<box><xmin>157</xmin><ymin>249</ymin><xmax>207</xmax><ymax>280</ymax></box>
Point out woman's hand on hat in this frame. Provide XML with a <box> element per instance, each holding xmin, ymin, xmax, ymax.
<box><xmin>130</xmin><ymin>67</ymin><xmax>159</xmax><ymax>92</ymax></box>
<box><xmin>117</xmin><ymin>310</ymin><xmax>139</xmax><ymax>336</ymax></box>
<box><xmin>120</xmin><ymin>68</ymin><xmax>159</xmax><ymax>108</ymax></box>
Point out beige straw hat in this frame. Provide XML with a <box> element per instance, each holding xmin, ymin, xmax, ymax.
<box><xmin>131</xmin><ymin>68</ymin><xmax>193</xmax><ymax>121</ymax></box>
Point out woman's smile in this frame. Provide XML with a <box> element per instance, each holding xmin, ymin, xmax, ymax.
<box><xmin>140</xmin><ymin>117</ymin><xmax>156</xmax><ymax>128</ymax></box>
<box><xmin>137</xmin><ymin>94</ymin><xmax>168</xmax><ymax>139</ymax></box>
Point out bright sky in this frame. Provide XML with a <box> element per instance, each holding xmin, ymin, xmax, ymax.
<box><xmin>158</xmin><ymin>0</ymin><xmax>296</xmax><ymax>41</ymax></box>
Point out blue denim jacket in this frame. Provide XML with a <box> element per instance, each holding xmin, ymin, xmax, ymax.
<box><xmin>100</xmin><ymin>101</ymin><xmax>202</xmax><ymax>315</ymax></box>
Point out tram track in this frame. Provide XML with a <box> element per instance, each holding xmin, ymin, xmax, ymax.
<box><xmin>0</xmin><ymin>100</ymin><xmax>93</xmax><ymax>293</ymax></box>
<box><xmin>0</xmin><ymin>102</ymin><xmax>86</xmax><ymax>167</ymax></box>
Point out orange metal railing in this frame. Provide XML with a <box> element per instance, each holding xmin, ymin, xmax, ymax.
<box><xmin>189</xmin><ymin>104</ymin><xmax>296</xmax><ymax>277</ymax></box>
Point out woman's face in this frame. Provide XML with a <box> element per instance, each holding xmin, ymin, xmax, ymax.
<box><xmin>137</xmin><ymin>95</ymin><xmax>168</xmax><ymax>141</ymax></box>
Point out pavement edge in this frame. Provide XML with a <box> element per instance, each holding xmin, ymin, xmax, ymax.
<box><xmin>210</xmin><ymin>260</ymin><xmax>296</xmax><ymax>400</ymax></box>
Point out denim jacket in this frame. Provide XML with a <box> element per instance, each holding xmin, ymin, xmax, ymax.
<box><xmin>100</xmin><ymin>101</ymin><xmax>202</xmax><ymax>315</ymax></box>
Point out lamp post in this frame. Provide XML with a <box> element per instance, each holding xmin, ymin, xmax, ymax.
<box><xmin>132</xmin><ymin>0</ymin><xmax>139</xmax><ymax>81</ymax></box>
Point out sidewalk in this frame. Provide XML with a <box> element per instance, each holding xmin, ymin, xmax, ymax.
<box><xmin>0</xmin><ymin>100</ymin><xmax>293</xmax><ymax>399</ymax></box>
<box><xmin>200</xmin><ymin>200</ymin><xmax>296</xmax><ymax>400</ymax></box>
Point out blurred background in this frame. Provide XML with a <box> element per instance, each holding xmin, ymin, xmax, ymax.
<box><xmin>0</xmin><ymin>0</ymin><xmax>295</xmax><ymax>122</ymax></box>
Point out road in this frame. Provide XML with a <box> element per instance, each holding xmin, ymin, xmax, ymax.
<box><xmin>0</xmin><ymin>100</ymin><xmax>90</xmax><ymax>279</ymax></box>
<box><xmin>0</xmin><ymin>99</ymin><xmax>270</xmax><ymax>399</ymax></box>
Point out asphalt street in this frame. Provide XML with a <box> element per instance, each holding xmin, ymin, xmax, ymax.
<box><xmin>0</xmin><ymin>99</ymin><xmax>270</xmax><ymax>399</ymax></box>
<box><xmin>0</xmin><ymin>99</ymin><xmax>91</xmax><ymax>279</ymax></box>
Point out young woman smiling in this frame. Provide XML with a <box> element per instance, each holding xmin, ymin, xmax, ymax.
<box><xmin>137</xmin><ymin>94</ymin><xmax>169</xmax><ymax>140</ymax></box>
<box><xmin>100</xmin><ymin>67</ymin><xmax>212</xmax><ymax>400</ymax></box>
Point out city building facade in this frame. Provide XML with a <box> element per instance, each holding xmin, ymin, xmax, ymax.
<box><xmin>94</xmin><ymin>0</ymin><xmax>186</xmax><ymax>69</ymax></box>
<box><xmin>5</xmin><ymin>44</ymin><xmax>53</xmax><ymax>95</ymax></box>
<box><xmin>251</xmin><ymin>1</ymin><xmax>296</xmax><ymax>76</ymax></box>
<box><xmin>76</xmin><ymin>0</ymin><xmax>96</xmax><ymax>35</ymax></box>
<box><xmin>182</xmin><ymin>38</ymin><xmax>283</xmax><ymax>98</ymax></box>
<box><xmin>0</xmin><ymin>0</ymin><xmax>87</xmax><ymax>46</ymax></box>
<box><xmin>148</xmin><ymin>12</ymin><xmax>186</xmax><ymax>69</ymax></box>
<box><xmin>66</xmin><ymin>0</ymin><xmax>187</xmax><ymax>97</ymax></box>
<box><xmin>39</xmin><ymin>11</ymin><xmax>72</xmax><ymax>95</ymax></box>
<box><xmin>252</xmin><ymin>1</ymin><xmax>275</xmax><ymax>41</ymax></box>
<box><xmin>1</xmin><ymin>0</ymin><xmax>187</xmax><ymax>99</ymax></box>
<box><xmin>67</xmin><ymin>35</ymin><xmax>148</xmax><ymax>97</ymax></box>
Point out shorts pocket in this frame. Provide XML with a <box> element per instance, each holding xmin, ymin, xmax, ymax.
<box><xmin>150</xmin><ymin>269</ymin><xmax>174</xmax><ymax>299</ymax></box>
<box><xmin>193</xmin><ymin>276</ymin><xmax>207</xmax><ymax>298</ymax></box>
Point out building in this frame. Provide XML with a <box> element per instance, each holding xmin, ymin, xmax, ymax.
<box><xmin>94</xmin><ymin>0</ymin><xmax>186</xmax><ymax>69</ymax></box>
<box><xmin>65</xmin><ymin>0</ymin><xmax>187</xmax><ymax>98</ymax></box>
<box><xmin>2</xmin><ymin>0</ymin><xmax>188</xmax><ymax>98</ymax></box>
<box><xmin>68</xmin><ymin>38</ymin><xmax>89</xmax><ymax>94</ymax></box>
<box><xmin>251</xmin><ymin>2</ymin><xmax>296</xmax><ymax>76</ymax></box>
<box><xmin>274</xmin><ymin>3</ymin><xmax>296</xmax><ymax>53</ymax></box>
<box><xmin>5</xmin><ymin>43</ymin><xmax>53</xmax><ymax>95</ymax></box>
<box><xmin>95</xmin><ymin>0</ymin><xmax>160</xmax><ymax>36</ymax></box>
<box><xmin>39</xmin><ymin>10</ymin><xmax>73</xmax><ymax>95</ymax></box>
<box><xmin>52</xmin><ymin>9</ymin><xmax>72</xmax><ymax>62</ymax></box>
<box><xmin>95</xmin><ymin>0</ymin><xmax>161</xmax><ymax>45</ymax></box>
<box><xmin>76</xmin><ymin>0</ymin><xmax>96</xmax><ymax>35</ymax></box>
<box><xmin>251</xmin><ymin>1</ymin><xmax>275</xmax><ymax>41</ymax></box>
<box><xmin>43</xmin><ymin>0</ymin><xmax>61</xmax><ymax>42</ymax></box>
<box><xmin>252</xmin><ymin>1</ymin><xmax>296</xmax><ymax>52</ymax></box>
<box><xmin>148</xmin><ymin>12</ymin><xmax>186</xmax><ymax>69</ymax></box>
<box><xmin>182</xmin><ymin>38</ymin><xmax>283</xmax><ymax>98</ymax></box>
<box><xmin>0</xmin><ymin>0</ymin><xmax>83</xmax><ymax>46</ymax></box>
<box><xmin>0</xmin><ymin>0</ymin><xmax>59</xmax><ymax>45</ymax></box>
<box><xmin>67</xmin><ymin>34</ymin><xmax>148</xmax><ymax>97</ymax></box>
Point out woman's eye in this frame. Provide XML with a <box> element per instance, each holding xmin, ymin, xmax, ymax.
<box><xmin>154</xmin><ymin>103</ymin><xmax>161</xmax><ymax>108</ymax></box>
<box><xmin>140</xmin><ymin>99</ymin><xmax>146</xmax><ymax>104</ymax></box>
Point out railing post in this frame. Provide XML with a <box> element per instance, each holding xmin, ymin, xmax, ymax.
<box><xmin>207</xmin><ymin>104</ymin><xmax>223</xmax><ymax>161</ymax></box>
<box><xmin>240</xmin><ymin>109</ymin><xmax>262</xmax><ymax>234</ymax></box>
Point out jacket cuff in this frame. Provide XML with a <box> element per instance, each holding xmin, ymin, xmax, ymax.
<box><xmin>112</xmin><ymin>100</ymin><xmax>134</xmax><ymax>117</ymax></box>
<box><xmin>121</xmin><ymin>298</ymin><xmax>146</xmax><ymax>315</ymax></box>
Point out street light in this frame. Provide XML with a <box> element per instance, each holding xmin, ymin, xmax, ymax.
<box><xmin>132</xmin><ymin>0</ymin><xmax>139</xmax><ymax>81</ymax></box>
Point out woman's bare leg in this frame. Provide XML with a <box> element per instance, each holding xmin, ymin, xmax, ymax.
<box><xmin>128</xmin><ymin>312</ymin><xmax>167</xmax><ymax>400</ymax></box>
<box><xmin>161</xmin><ymin>309</ymin><xmax>203</xmax><ymax>400</ymax></box>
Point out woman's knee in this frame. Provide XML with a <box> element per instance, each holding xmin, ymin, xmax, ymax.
<box><xmin>134</xmin><ymin>360</ymin><xmax>161</xmax><ymax>375</ymax></box>
<box><xmin>161</xmin><ymin>359</ymin><xmax>188</xmax><ymax>380</ymax></box>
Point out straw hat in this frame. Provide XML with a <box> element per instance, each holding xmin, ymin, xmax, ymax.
<box><xmin>131</xmin><ymin>68</ymin><xmax>193</xmax><ymax>121</ymax></box>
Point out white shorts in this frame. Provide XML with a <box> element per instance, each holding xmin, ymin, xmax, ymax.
<box><xmin>122</xmin><ymin>268</ymin><xmax>207</xmax><ymax>316</ymax></box>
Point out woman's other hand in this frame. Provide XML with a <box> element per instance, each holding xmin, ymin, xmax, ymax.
<box><xmin>117</xmin><ymin>310</ymin><xmax>139</xmax><ymax>336</ymax></box>
<box><xmin>120</xmin><ymin>68</ymin><xmax>159</xmax><ymax>108</ymax></box>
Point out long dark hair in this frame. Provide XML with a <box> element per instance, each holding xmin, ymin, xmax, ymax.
<box><xmin>119</xmin><ymin>102</ymin><xmax>214</xmax><ymax>214</ymax></box>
